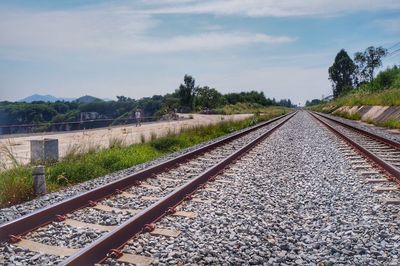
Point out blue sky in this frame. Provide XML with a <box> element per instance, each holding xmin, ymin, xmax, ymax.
<box><xmin>0</xmin><ymin>0</ymin><xmax>399</xmax><ymax>105</ymax></box>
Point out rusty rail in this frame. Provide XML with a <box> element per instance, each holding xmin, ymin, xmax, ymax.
<box><xmin>310</xmin><ymin>112</ymin><xmax>400</xmax><ymax>183</ymax></box>
<box><xmin>60</xmin><ymin>111</ymin><xmax>296</xmax><ymax>265</ymax></box>
<box><xmin>0</xmin><ymin>112</ymin><xmax>293</xmax><ymax>243</ymax></box>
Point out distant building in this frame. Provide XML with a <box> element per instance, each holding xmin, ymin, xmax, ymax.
<box><xmin>80</xmin><ymin>112</ymin><xmax>99</xmax><ymax>121</ymax></box>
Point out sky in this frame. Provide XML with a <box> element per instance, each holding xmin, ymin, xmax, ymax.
<box><xmin>0</xmin><ymin>0</ymin><xmax>399</xmax><ymax>105</ymax></box>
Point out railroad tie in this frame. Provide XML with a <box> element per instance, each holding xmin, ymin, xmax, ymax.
<box><xmin>156</xmin><ymin>177</ymin><xmax>180</xmax><ymax>182</ymax></box>
<box><xmin>150</xmin><ymin>228</ymin><xmax>181</xmax><ymax>237</ymax></box>
<box><xmin>14</xmin><ymin>239</ymin><xmax>78</xmax><ymax>257</ymax></box>
<box><xmin>139</xmin><ymin>184</ymin><xmax>161</xmax><ymax>190</ymax></box>
<box><xmin>173</xmin><ymin>211</ymin><xmax>198</xmax><ymax>219</ymax></box>
<box><xmin>373</xmin><ymin>186</ymin><xmax>399</xmax><ymax>193</ymax></box>
<box><xmin>214</xmin><ymin>179</ymin><xmax>232</xmax><ymax>184</ymax></box>
<box><xmin>64</xmin><ymin>219</ymin><xmax>116</xmax><ymax>232</ymax></box>
<box><xmin>382</xmin><ymin>198</ymin><xmax>400</xmax><ymax>205</ymax></box>
<box><xmin>365</xmin><ymin>178</ymin><xmax>390</xmax><ymax>183</ymax></box>
<box><xmin>117</xmin><ymin>253</ymin><xmax>154</xmax><ymax>266</ymax></box>
<box><xmin>191</xmin><ymin>197</ymin><xmax>211</xmax><ymax>204</ymax></box>
<box><xmin>360</xmin><ymin>170</ymin><xmax>381</xmax><ymax>176</ymax></box>
<box><xmin>93</xmin><ymin>204</ymin><xmax>139</xmax><ymax>215</ymax></box>
<box><xmin>352</xmin><ymin>165</ymin><xmax>373</xmax><ymax>170</ymax></box>
<box><xmin>141</xmin><ymin>196</ymin><xmax>161</xmax><ymax>201</ymax></box>
<box><xmin>96</xmin><ymin>202</ymin><xmax>196</xmax><ymax>219</ymax></box>
<box><xmin>203</xmin><ymin>187</ymin><xmax>218</xmax><ymax>192</ymax></box>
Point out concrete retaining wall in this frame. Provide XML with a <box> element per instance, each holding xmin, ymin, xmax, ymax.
<box><xmin>333</xmin><ymin>106</ymin><xmax>400</xmax><ymax>123</ymax></box>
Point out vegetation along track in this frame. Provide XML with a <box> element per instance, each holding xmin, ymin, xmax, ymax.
<box><xmin>310</xmin><ymin>111</ymin><xmax>400</xmax><ymax>184</ymax></box>
<box><xmin>0</xmin><ymin>111</ymin><xmax>296</xmax><ymax>265</ymax></box>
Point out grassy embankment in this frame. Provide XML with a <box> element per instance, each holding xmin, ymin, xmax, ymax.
<box><xmin>0</xmin><ymin>106</ymin><xmax>290</xmax><ymax>207</ymax></box>
<box><xmin>308</xmin><ymin>66</ymin><xmax>400</xmax><ymax>129</ymax></box>
<box><xmin>214</xmin><ymin>103</ymin><xmax>290</xmax><ymax>115</ymax></box>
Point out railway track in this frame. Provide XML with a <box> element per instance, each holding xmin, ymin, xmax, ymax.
<box><xmin>310</xmin><ymin>111</ymin><xmax>400</xmax><ymax>193</ymax></box>
<box><xmin>0</xmin><ymin>112</ymin><xmax>296</xmax><ymax>265</ymax></box>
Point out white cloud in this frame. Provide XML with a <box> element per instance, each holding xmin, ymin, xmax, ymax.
<box><xmin>141</xmin><ymin>0</ymin><xmax>400</xmax><ymax>17</ymax></box>
<box><xmin>124</xmin><ymin>32</ymin><xmax>294</xmax><ymax>53</ymax></box>
<box><xmin>0</xmin><ymin>9</ymin><xmax>156</xmax><ymax>50</ymax></box>
<box><xmin>0</xmin><ymin>7</ymin><xmax>294</xmax><ymax>55</ymax></box>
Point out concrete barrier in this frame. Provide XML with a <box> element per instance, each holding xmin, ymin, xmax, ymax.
<box><xmin>30</xmin><ymin>138</ymin><xmax>59</xmax><ymax>164</ymax></box>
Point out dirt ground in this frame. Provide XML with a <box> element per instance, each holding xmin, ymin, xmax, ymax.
<box><xmin>0</xmin><ymin>114</ymin><xmax>252</xmax><ymax>169</ymax></box>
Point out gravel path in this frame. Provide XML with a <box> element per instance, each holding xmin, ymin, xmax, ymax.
<box><xmin>320</xmin><ymin>112</ymin><xmax>400</xmax><ymax>144</ymax></box>
<box><xmin>112</xmin><ymin>111</ymin><xmax>400</xmax><ymax>265</ymax></box>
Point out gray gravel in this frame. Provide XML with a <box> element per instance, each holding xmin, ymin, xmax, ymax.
<box><xmin>111</xmin><ymin>111</ymin><xmax>400</xmax><ymax>265</ymax></box>
<box><xmin>0</xmin><ymin>244</ymin><xmax>63</xmax><ymax>265</ymax></box>
<box><xmin>25</xmin><ymin>222</ymin><xmax>103</xmax><ymax>249</ymax></box>
<box><xmin>320</xmin><ymin>112</ymin><xmax>400</xmax><ymax>144</ymax></box>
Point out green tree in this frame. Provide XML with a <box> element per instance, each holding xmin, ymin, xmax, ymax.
<box><xmin>328</xmin><ymin>49</ymin><xmax>356</xmax><ymax>98</ymax></box>
<box><xmin>177</xmin><ymin>74</ymin><xmax>196</xmax><ymax>112</ymax></box>
<box><xmin>354</xmin><ymin>46</ymin><xmax>388</xmax><ymax>84</ymax></box>
<box><xmin>194</xmin><ymin>86</ymin><xmax>223</xmax><ymax>109</ymax></box>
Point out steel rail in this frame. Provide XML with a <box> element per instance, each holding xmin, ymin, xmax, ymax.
<box><xmin>0</xmin><ymin>112</ymin><xmax>293</xmax><ymax>243</ymax></box>
<box><xmin>61</xmin><ymin>111</ymin><xmax>296</xmax><ymax>265</ymax></box>
<box><xmin>310</xmin><ymin>112</ymin><xmax>400</xmax><ymax>182</ymax></box>
<box><xmin>313</xmin><ymin>112</ymin><xmax>400</xmax><ymax>149</ymax></box>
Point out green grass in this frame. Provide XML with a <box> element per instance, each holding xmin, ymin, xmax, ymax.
<box><xmin>333</xmin><ymin>111</ymin><xmax>362</xmax><ymax>121</ymax></box>
<box><xmin>378</xmin><ymin>119</ymin><xmax>400</xmax><ymax>129</ymax></box>
<box><xmin>214</xmin><ymin>103</ymin><xmax>291</xmax><ymax>115</ymax></box>
<box><xmin>0</xmin><ymin>109</ymin><xmax>291</xmax><ymax>207</ymax></box>
<box><xmin>0</xmin><ymin>167</ymin><xmax>34</xmax><ymax>206</ymax></box>
<box><xmin>334</xmin><ymin>88</ymin><xmax>400</xmax><ymax>107</ymax></box>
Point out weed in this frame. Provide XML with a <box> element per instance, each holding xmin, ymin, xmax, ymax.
<box><xmin>140</xmin><ymin>133</ymin><xmax>146</xmax><ymax>143</ymax></box>
<box><xmin>334</xmin><ymin>111</ymin><xmax>362</xmax><ymax>120</ymax></box>
<box><xmin>108</xmin><ymin>136</ymin><xmax>126</xmax><ymax>149</ymax></box>
<box><xmin>0</xmin><ymin>141</ymin><xmax>20</xmax><ymax>169</ymax></box>
<box><xmin>150</xmin><ymin>132</ymin><xmax>157</xmax><ymax>141</ymax></box>
<box><xmin>0</xmin><ymin>166</ymin><xmax>33</xmax><ymax>207</ymax></box>
<box><xmin>379</xmin><ymin>119</ymin><xmax>400</xmax><ymax>129</ymax></box>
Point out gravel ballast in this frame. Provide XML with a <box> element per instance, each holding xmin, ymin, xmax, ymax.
<box><xmin>114</xmin><ymin>111</ymin><xmax>400</xmax><ymax>265</ymax></box>
<box><xmin>2</xmin><ymin>111</ymin><xmax>399</xmax><ymax>265</ymax></box>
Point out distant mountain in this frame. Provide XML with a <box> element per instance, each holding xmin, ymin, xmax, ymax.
<box><xmin>19</xmin><ymin>94</ymin><xmax>60</xmax><ymax>103</ymax></box>
<box><xmin>74</xmin><ymin>95</ymin><xmax>102</xmax><ymax>103</ymax></box>
<box><xmin>19</xmin><ymin>94</ymin><xmax>112</xmax><ymax>103</ymax></box>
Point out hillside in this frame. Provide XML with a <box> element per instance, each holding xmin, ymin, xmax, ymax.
<box><xmin>75</xmin><ymin>95</ymin><xmax>102</xmax><ymax>103</ymax></box>
<box><xmin>19</xmin><ymin>94</ymin><xmax>61</xmax><ymax>103</ymax></box>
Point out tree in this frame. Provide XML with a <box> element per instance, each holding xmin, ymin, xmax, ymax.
<box><xmin>280</xmin><ymin>99</ymin><xmax>293</xmax><ymax>107</ymax></box>
<box><xmin>305</xmin><ymin>99</ymin><xmax>321</xmax><ymax>106</ymax></box>
<box><xmin>194</xmin><ymin>86</ymin><xmax>223</xmax><ymax>109</ymax></box>
<box><xmin>328</xmin><ymin>49</ymin><xmax>356</xmax><ymax>98</ymax></box>
<box><xmin>223</xmin><ymin>91</ymin><xmax>271</xmax><ymax>106</ymax></box>
<box><xmin>177</xmin><ymin>74</ymin><xmax>196</xmax><ymax>112</ymax></box>
<box><xmin>354</xmin><ymin>46</ymin><xmax>388</xmax><ymax>84</ymax></box>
